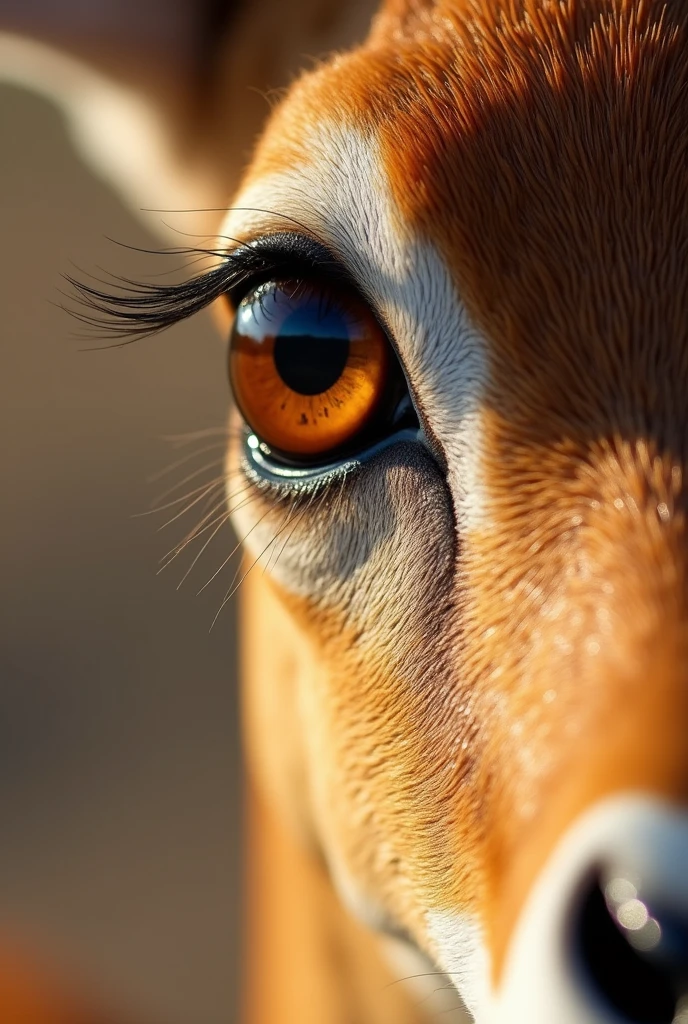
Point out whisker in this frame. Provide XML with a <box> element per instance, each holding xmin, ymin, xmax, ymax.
<box><xmin>265</xmin><ymin>509</ymin><xmax>305</xmax><ymax>578</ymax></box>
<box><xmin>433</xmin><ymin>1004</ymin><xmax>468</xmax><ymax>1018</ymax></box>
<box><xmin>197</xmin><ymin>485</ymin><xmax>230</xmax><ymax>518</ymax></box>
<box><xmin>197</xmin><ymin>503</ymin><xmax>275</xmax><ymax>598</ymax></box>
<box><xmin>158</xmin><ymin>504</ymin><xmax>230</xmax><ymax>571</ymax></box>
<box><xmin>384</xmin><ymin>973</ymin><xmax>460</xmax><ymax>990</ymax></box>
<box><xmin>265</xmin><ymin>486</ymin><xmax>321</xmax><ymax>576</ymax></box>
<box><xmin>210</xmin><ymin>500</ymin><xmax>311</xmax><ymax>629</ymax></box>
<box><xmin>172</xmin><ymin>496</ymin><xmax>258</xmax><ymax>590</ymax></box>
<box><xmin>262</xmin><ymin>495</ymin><xmax>302</xmax><ymax>576</ymax></box>
<box><xmin>134</xmin><ymin>477</ymin><xmax>225</xmax><ymax>518</ymax></box>
<box><xmin>151</xmin><ymin>458</ymin><xmax>226</xmax><ymax>505</ymax></box>
<box><xmin>158</xmin><ymin>486</ymin><xmax>253</xmax><ymax>570</ymax></box>
<box><xmin>175</xmin><ymin>512</ymin><xmax>233</xmax><ymax>588</ymax></box>
<box><xmin>416</xmin><ymin>984</ymin><xmax>457</xmax><ymax>1007</ymax></box>
<box><xmin>162</xmin><ymin>427</ymin><xmax>232</xmax><ymax>446</ymax></box>
<box><xmin>156</xmin><ymin>479</ymin><xmax>226</xmax><ymax>530</ymax></box>
<box><xmin>208</xmin><ymin>511</ymin><xmax>291</xmax><ymax>624</ymax></box>
<box><xmin>148</xmin><ymin>442</ymin><xmax>227</xmax><ymax>482</ymax></box>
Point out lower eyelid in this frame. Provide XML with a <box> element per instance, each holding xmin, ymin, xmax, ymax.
<box><xmin>239</xmin><ymin>425</ymin><xmax>425</xmax><ymax>496</ymax></box>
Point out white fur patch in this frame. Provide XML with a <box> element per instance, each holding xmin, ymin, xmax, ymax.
<box><xmin>426</xmin><ymin>909</ymin><xmax>491</xmax><ymax>1022</ymax></box>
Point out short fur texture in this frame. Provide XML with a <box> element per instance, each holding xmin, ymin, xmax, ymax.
<box><xmin>3</xmin><ymin>0</ymin><xmax>688</xmax><ymax>1020</ymax></box>
<box><xmin>227</xmin><ymin>0</ymin><xmax>688</xmax><ymax>1007</ymax></box>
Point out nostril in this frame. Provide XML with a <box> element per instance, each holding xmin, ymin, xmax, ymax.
<box><xmin>575</xmin><ymin>874</ymin><xmax>679</xmax><ymax>1022</ymax></box>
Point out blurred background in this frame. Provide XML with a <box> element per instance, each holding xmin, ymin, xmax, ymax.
<box><xmin>0</xmin><ymin>83</ymin><xmax>242</xmax><ymax>1024</ymax></box>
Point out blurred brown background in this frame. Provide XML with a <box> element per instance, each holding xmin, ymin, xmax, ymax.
<box><xmin>0</xmin><ymin>83</ymin><xmax>242</xmax><ymax>1024</ymax></box>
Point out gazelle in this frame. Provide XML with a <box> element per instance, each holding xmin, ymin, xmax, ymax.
<box><xmin>2</xmin><ymin>0</ymin><xmax>688</xmax><ymax>1022</ymax></box>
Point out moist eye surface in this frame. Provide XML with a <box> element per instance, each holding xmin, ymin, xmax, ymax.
<box><xmin>229</xmin><ymin>278</ymin><xmax>392</xmax><ymax>461</ymax></box>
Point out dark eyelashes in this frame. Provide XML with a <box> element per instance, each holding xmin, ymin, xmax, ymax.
<box><xmin>66</xmin><ymin>232</ymin><xmax>346</xmax><ymax>346</ymax></box>
<box><xmin>68</xmin><ymin>258</ymin><xmax>238</xmax><ymax>345</ymax></box>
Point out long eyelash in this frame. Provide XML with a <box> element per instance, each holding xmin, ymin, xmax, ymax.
<box><xmin>66</xmin><ymin>245</ymin><xmax>260</xmax><ymax>347</ymax></box>
<box><xmin>66</xmin><ymin>232</ymin><xmax>343</xmax><ymax>348</ymax></box>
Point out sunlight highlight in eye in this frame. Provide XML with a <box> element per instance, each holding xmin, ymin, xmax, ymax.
<box><xmin>604</xmin><ymin>876</ymin><xmax>662</xmax><ymax>952</ymax></box>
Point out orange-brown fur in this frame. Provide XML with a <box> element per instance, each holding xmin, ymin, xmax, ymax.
<box><xmin>372</xmin><ymin>0</ymin><xmax>688</xmax><ymax>972</ymax></box>
<box><xmin>229</xmin><ymin>0</ymin><xmax>688</xmax><ymax>996</ymax></box>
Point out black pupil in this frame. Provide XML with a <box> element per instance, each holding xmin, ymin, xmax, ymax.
<box><xmin>273</xmin><ymin>294</ymin><xmax>350</xmax><ymax>396</ymax></box>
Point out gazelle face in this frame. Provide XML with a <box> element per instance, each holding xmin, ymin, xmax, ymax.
<box><xmin>5</xmin><ymin>0</ymin><xmax>686</xmax><ymax>1019</ymax></box>
<box><xmin>221</xmin><ymin>0</ymin><xmax>688</xmax><ymax>1020</ymax></box>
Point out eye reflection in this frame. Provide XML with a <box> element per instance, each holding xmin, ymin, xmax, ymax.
<box><xmin>606</xmin><ymin>872</ymin><xmax>663</xmax><ymax>950</ymax></box>
<box><xmin>604</xmin><ymin>875</ymin><xmax>662</xmax><ymax>952</ymax></box>
<box><xmin>266</xmin><ymin>288</ymin><xmax>351</xmax><ymax>395</ymax></box>
<box><xmin>229</xmin><ymin>279</ymin><xmax>390</xmax><ymax>459</ymax></box>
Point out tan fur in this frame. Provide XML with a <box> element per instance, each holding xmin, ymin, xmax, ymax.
<box><xmin>242</xmin><ymin>572</ymin><xmax>432</xmax><ymax>1024</ymax></box>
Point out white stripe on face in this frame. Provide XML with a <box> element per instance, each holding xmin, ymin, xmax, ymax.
<box><xmin>220</xmin><ymin>123</ymin><xmax>490</xmax><ymax>535</ymax></box>
<box><xmin>425</xmin><ymin>908</ymin><xmax>491</xmax><ymax>1021</ymax></box>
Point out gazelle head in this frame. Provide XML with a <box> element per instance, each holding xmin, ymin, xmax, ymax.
<box><xmin>220</xmin><ymin>1</ymin><xmax>688</xmax><ymax>1021</ymax></box>
<box><xmin>4</xmin><ymin>0</ymin><xmax>688</xmax><ymax>1021</ymax></box>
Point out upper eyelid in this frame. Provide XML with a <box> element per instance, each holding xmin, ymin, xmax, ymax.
<box><xmin>223</xmin><ymin>232</ymin><xmax>354</xmax><ymax>305</ymax></box>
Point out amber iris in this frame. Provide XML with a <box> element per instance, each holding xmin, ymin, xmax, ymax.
<box><xmin>229</xmin><ymin>280</ymin><xmax>389</xmax><ymax>458</ymax></box>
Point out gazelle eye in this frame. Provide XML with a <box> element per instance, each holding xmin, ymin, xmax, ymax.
<box><xmin>229</xmin><ymin>279</ymin><xmax>407</xmax><ymax>463</ymax></box>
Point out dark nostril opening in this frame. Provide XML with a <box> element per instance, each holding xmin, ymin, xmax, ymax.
<box><xmin>576</xmin><ymin>875</ymin><xmax>678</xmax><ymax>1023</ymax></box>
